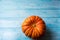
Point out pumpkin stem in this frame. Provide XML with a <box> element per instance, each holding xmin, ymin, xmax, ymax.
<box><xmin>32</xmin><ymin>24</ymin><xmax>36</xmax><ymax>27</ymax></box>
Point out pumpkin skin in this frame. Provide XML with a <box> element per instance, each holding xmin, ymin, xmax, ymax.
<box><xmin>22</xmin><ymin>16</ymin><xmax>46</xmax><ymax>38</ymax></box>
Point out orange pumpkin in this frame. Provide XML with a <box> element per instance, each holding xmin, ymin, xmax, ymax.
<box><xmin>22</xmin><ymin>16</ymin><xmax>46</xmax><ymax>38</ymax></box>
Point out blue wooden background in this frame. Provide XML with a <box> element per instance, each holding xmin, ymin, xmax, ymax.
<box><xmin>0</xmin><ymin>0</ymin><xmax>60</xmax><ymax>40</ymax></box>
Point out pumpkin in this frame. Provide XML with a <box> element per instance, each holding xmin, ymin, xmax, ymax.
<box><xmin>22</xmin><ymin>16</ymin><xmax>46</xmax><ymax>38</ymax></box>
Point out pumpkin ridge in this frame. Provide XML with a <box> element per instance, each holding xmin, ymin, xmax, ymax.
<box><xmin>36</xmin><ymin>27</ymin><xmax>43</xmax><ymax>36</ymax></box>
<box><xmin>30</xmin><ymin>16</ymin><xmax>36</xmax><ymax>23</ymax></box>
<box><xmin>27</xmin><ymin>27</ymin><xmax>33</xmax><ymax>37</ymax></box>
<box><xmin>22</xmin><ymin>26</ymin><xmax>30</xmax><ymax>33</ymax></box>
<box><xmin>31</xmin><ymin>28</ymin><xmax>35</xmax><ymax>38</ymax></box>
<box><xmin>25</xmin><ymin>27</ymin><xmax>31</xmax><ymax>36</ymax></box>
<box><xmin>34</xmin><ymin>28</ymin><xmax>39</xmax><ymax>38</ymax></box>
<box><xmin>35</xmin><ymin>28</ymin><xmax>40</xmax><ymax>37</ymax></box>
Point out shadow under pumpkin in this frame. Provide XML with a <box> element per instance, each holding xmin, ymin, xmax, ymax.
<box><xmin>32</xmin><ymin>28</ymin><xmax>53</xmax><ymax>40</ymax></box>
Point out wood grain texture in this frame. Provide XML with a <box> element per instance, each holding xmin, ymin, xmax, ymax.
<box><xmin>0</xmin><ymin>0</ymin><xmax>60</xmax><ymax>40</ymax></box>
